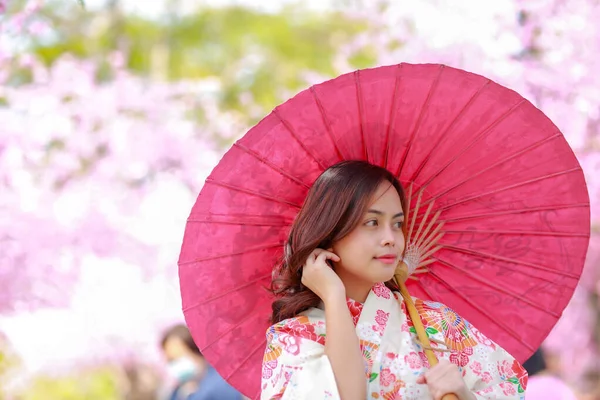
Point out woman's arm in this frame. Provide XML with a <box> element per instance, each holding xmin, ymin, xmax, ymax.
<box><xmin>323</xmin><ymin>293</ymin><xmax>366</xmax><ymax>400</ymax></box>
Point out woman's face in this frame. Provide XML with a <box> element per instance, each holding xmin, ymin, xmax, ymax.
<box><xmin>331</xmin><ymin>181</ymin><xmax>405</xmax><ymax>300</ymax></box>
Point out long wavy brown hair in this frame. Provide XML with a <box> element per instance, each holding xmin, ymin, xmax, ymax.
<box><xmin>270</xmin><ymin>160</ymin><xmax>408</xmax><ymax>323</ymax></box>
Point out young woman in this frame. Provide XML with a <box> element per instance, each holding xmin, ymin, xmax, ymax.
<box><xmin>261</xmin><ymin>160</ymin><xmax>527</xmax><ymax>400</ymax></box>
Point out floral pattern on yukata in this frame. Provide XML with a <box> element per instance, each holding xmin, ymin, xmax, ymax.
<box><xmin>261</xmin><ymin>283</ymin><xmax>527</xmax><ymax>399</ymax></box>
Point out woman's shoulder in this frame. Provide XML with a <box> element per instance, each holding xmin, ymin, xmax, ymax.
<box><xmin>265</xmin><ymin>308</ymin><xmax>326</xmax><ymax>345</ymax></box>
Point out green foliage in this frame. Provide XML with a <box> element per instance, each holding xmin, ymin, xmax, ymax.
<box><xmin>347</xmin><ymin>44</ymin><xmax>378</xmax><ymax>69</ymax></box>
<box><xmin>0</xmin><ymin>343</ymin><xmax>21</xmax><ymax>400</ymax></box>
<box><xmin>16</xmin><ymin>368</ymin><xmax>121</xmax><ymax>400</ymax></box>
<box><xmin>31</xmin><ymin>3</ymin><xmax>370</xmax><ymax>113</ymax></box>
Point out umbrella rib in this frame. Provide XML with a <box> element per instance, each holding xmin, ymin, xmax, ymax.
<box><xmin>233</xmin><ymin>143</ymin><xmax>311</xmax><ymax>189</ymax></box>
<box><xmin>443</xmin><ymin>229</ymin><xmax>589</xmax><ymax>238</ymax></box>
<box><xmin>310</xmin><ymin>86</ymin><xmax>345</xmax><ymax>160</ymax></box>
<box><xmin>205</xmin><ymin>179</ymin><xmax>302</xmax><ymax>209</ymax></box>
<box><xmin>436</xmin><ymin>167</ymin><xmax>583</xmax><ymax>211</ymax></box>
<box><xmin>422</xmin><ymin>132</ymin><xmax>563</xmax><ymax>206</ymax></box>
<box><xmin>416</xmin><ymin>279</ymin><xmax>437</xmax><ymax>301</ymax></box>
<box><xmin>413</xmin><ymin>201</ymin><xmax>435</xmax><ymax>245</ymax></box>
<box><xmin>408</xmin><ymin>79</ymin><xmax>492</xmax><ymax>183</ymax></box>
<box><xmin>272</xmin><ymin>108</ymin><xmax>328</xmax><ymax>170</ymax></box>
<box><xmin>224</xmin><ymin>339</ymin><xmax>267</xmax><ymax>381</ymax></box>
<box><xmin>182</xmin><ymin>273</ymin><xmax>272</xmax><ymax>311</ymax></box>
<box><xmin>431</xmin><ymin>255</ymin><xmax>569</xmax><ymax>286</ymax></box>
<box><xmin>433</xmin><ymin>257</ymin><xmax>561</xmax><ymax>317</ymax></box>
<box><xmin>426</xmin><ymin>271</ymin><xmax>536</xmax><ymax>352</ymax></box>
<box><xmin>417</xmin><ymin>99</ymin><xmax>527</xmax><ymax>189</ymax></box>
<box><xmin>201</xmin><ymin>306</ymin><xmax>270</xmax><ymax>352</ymax></box>
<box><xmin>439</xmin><ymin>244</ymin><xmax>581</xmax><ymax>278</ymax></box>
<box><xmin>439</xmin><ymin>203</ymin><xmax>590</xmax><ymax>223</ymax></box>
<box><xmin>354</xmin><ymin>70</ymin><xmax>368</xmax><ymax>161</ymax></box>
<box><xmin>396</xmin><ymin>64</ymin><xmax>445</xmax><ymax>177</ymax></box>
<box><xmin>187</xmin><ymin>213</ymin><xmax>292</xmax><ymax>227</ymax></box>
<box><xmin>407</xmin><ymin>185</ymin><xmax>421</xmax><ymax>241</ymax></box>
<box><xmin>178</xmin><ymin>244</ymin><xmax>282</xmax><ymax>265</ymax></box>
<box><xmin>384</xmin><ymin>63</ymin><xmax>404</xmax><ymax>167</ymax></box>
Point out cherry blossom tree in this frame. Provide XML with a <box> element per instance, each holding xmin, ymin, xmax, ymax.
<box><xmin>0</xmin><ymin>2</ymin><xmax>229</xmax><ymax>387</ymax></box>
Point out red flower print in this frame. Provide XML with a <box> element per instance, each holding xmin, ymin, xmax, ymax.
<box><xmin>500</xmin><ymin>382</ymin><xmax>517</xmax><ymax>396</ymax></box>
<box><xmin>375</xmin><ymin>310</ymin><xmax>390</xmax><ymax>327</ymax></box>
<box><xmin>347</xmin><ymin>299</ymin><xmax>363</xmax><ymax>326</ymax></box>
<box><xmin>498</xmin><ymin>360</ymin><xmax>517</xmax><ymax>379</ymax></box>
<box><xmin>449</xmin><ymin>351</ymin><xmax>470</xmax><ymax>367</ymax></box>
<box><xmin>418</xmin><ymin>351</ymin><xmax>430</xmax><ymax>368</ymax></box>
<box><xmin>386</xmin><ymin>352</ymin><xmax>397</xmax><ymax>360</ymax></box>
<box><xmin>284</xmin><ymin>318</ymin><xmax>325</xmax><ymax>345</ymax></box>
<box><xmin>448</xmin><ymin>329</ymin><xmax>463</xmax><ymax>343</ymax></box>
<box><xmin>471</xmin><ymin>326</ymin><xmax>496</xmax><ymax>349</ymax></box>
<box><xmin>470</xmin><ymin>361</ymin><xmax>482</xmax><ymax>376</ymax></box>
<box><xmin>373</xmin><ymin>283</ymin><xmax>391</xmax><ymax>299</ymax></box>
<box><xmin>380</xmin><ymin>368</ymin><xmax>396</xmax><ymax>386</ymax></box>
<box><xmin>279</xmin><ymin>334</ymin><xmax>300</xmax><ymax>355</ymax></box>
<box><xmin>372</xmin><ymin>324</ymin><xmax>384</xmax><ymax>334</ymax></box>
<box><xmin>262</xmin><ymin>360</ymin><xmax>278</xmax><ymax>379</ymax></box>
<box><xmin>481</xmin><ymin>371</ymin><xmax>493</xmax><ymax>383</ymax></box>
<box><xmin>404</xmin><ymin>352</ymin><xmax>423</xmax><ymax>369</ymax></box>
<box><xmin>512</xmin><ymin>360</ymin><xmax>528</xmax><ymax>389</ymax></box>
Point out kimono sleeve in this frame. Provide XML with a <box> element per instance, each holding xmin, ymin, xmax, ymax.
<box><xmin>459</xmin><ymin>323</ymin><xmax>528</xmax><ymax>400</ymax></box>
<box><xmin>260</xmin><ymin>316</ymin><xmax>340</xmax><ymax>400</ymax></box>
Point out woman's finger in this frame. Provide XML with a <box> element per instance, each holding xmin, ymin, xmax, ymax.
<box><xmin>315</xmin><ymin>252</ymin><xmax>338</xmax><ymax>267</ymax></box>
<box><xmin>306</xmin><ymin>249</ymin><xmax>340</xmax><ymax>268</ymax></box>
<box><xmin>314</xmin><ymin>252</ymin><xmax>330</xmax><ymax>266</ymax></box>
<box><xmin>306</xmin><ymin>249</ymin><xmax>321</xmax><ymax>266</ymax></box>
<box><xmin>319</xmin><ymin>250</ymin><xmax>341</xmax><ymax>262</ymax></box>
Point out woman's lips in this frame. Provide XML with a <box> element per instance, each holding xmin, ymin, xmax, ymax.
<box><xmin>375</xmin><ymin>255</ymin><xmax>397</xmax><ymax>265</ymax></box>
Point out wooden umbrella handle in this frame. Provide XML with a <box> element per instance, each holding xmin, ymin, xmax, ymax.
<box><xmin>395</xmin><ymin>267</ymin><xmax>459</xmax><ymax>400</ymax></box>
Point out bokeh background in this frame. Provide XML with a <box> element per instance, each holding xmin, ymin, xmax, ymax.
<box><xmin>0</xmin><ymin>0</ymin><xmax>599</xmax><ymax>398</ymax></box>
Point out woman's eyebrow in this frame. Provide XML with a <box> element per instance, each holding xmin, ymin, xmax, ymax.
<box><xmin>367</xmin><ymin>209</ymin><xmax>405</xmax><ymax>218</ymax></box>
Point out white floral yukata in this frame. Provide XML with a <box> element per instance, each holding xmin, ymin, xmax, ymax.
<box><xmin>261</xmin><ymin>283</ymin><xmax>527</xmax><ymax>399</ymax></box>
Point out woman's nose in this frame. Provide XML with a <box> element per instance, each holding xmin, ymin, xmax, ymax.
<box><xmin>380</xmin><ymin>226</ymin><xmax>396</xmax><ymax>247</ymax></box>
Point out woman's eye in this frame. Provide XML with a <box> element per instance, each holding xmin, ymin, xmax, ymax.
<box><xmin>365</xmin><ymin>220</ymin><xmax>378</xmax><ymax>227</ymax></box>
<box><xmin>394</xmin><ymin>221</ymin><xmax>404</xmax><ymax>229</ymax></box>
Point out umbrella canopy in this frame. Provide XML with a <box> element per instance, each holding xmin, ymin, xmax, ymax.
<box><xmin>178</xmin><ymin>63</ymin><xmax>590</xmax><ymax>399</ymax></box>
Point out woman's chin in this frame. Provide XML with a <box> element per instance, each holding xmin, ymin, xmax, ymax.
<box><xmin>377</xmin><ymin>263</ymin><xmax>398</xmax><ymax>277</ymax></box>
<box><xmin>369</xmin><ymin>271</ymin><xmax>396</xmax><ymax>285</ymax></box>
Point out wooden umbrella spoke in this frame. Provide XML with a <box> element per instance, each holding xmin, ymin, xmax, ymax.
<box><xmin>415</xmin><ymin>210</ymin><xmax>443</xmax><ymax>248</ymax></box>
<box><xmin>413</xmin><ymin>201</ymin><xmax>435</xmax><ymax>245</ymax></box>
<box><xmin>400</xmin><ymin>184</ymin><xmax>446</xmax><ymax>281</ymax></box>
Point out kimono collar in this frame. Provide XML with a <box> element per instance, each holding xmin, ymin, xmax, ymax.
<box><xmin>346</xmin><ymin>282</ymin><xmax>392</xmax><ymax>326</ymax></box>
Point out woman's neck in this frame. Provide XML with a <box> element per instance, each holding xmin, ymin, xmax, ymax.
<box><xmin>335</xmin><ymin>270</ymin><xmax>372</xmax><ymax>303</ymax></box>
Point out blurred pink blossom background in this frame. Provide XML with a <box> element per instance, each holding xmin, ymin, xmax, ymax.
<box><xmin>0</xmin><ymin>0</ymin><xmax>598</xmax><ymax>398</ymax></box>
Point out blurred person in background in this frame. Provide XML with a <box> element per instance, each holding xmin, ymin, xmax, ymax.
<box><xmin>160</xmin><ymin>324</ymin><xmax>242</xmax><ymax>400</ymax></box>
<box><xmin>523</xmin><ymin>348</ymin><xmax>577</xmax><ymax>400</ymax></box>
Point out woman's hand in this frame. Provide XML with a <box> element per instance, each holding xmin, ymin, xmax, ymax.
<box><xmin>301</xmin><ymin>248</ymin><xmax>345</xmax><ymax>304</ymax></box>
<box><xmin>302</xmin><ymin>249</ymin><xmax>364</xmax><ymax>400</ymax></box>
<box><xmin>416</xmin><ymin>360</ymin><xmax>475</xmax><ymax>400</ymax></box>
